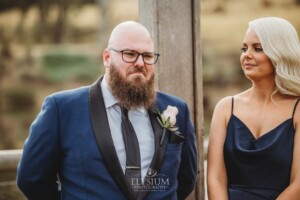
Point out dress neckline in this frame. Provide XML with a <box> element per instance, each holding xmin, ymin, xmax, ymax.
<box><xmin>231</xmin><ymin>114</ymin><xmax>293</xmax><ymax>141</ymax></box>
<box><xmin>230</xmin><ymin>96</ymin><xmax>300</xmax><ymax>140</ymax></box>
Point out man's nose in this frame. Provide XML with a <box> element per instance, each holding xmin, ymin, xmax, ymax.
<box><xmin>134</xmin><ymin>54</ymin><xmax>145</xmax><ymax>66</ymax></box>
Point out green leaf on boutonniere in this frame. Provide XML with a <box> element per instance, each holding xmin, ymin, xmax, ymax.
<box><xmin>152</xmin><ymin>106</ymin><xmax>180</xmax><ymax>145</ymax></box>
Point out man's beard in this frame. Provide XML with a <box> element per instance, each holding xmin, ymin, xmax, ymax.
<box><xmin>108</xmin><ymin>64</ymin><xmax>156</xmax><ymax>110</ymax></box>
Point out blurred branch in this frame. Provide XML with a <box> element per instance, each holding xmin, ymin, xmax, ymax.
<box><xmin>0</xmin><ymin>28</ymin><xmax>13</xmax><ymax>83</ymax></box>
<box><xmin>0</xmin><ymin>0</ymin><xmax>98</xmax><ymax>44</ymax></box>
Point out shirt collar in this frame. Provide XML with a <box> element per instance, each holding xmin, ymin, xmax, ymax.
<box><xmin>100</xmin><ymin>75</ymin><xmax>147</xmax><ymax>114</ymax></box>
<box><xmin>101</xmin><ymin>75</ymin><xmax>118</xmax><ymax>108</ymax></box>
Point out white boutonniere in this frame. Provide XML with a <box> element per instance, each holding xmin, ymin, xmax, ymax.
<box><xmin>158</xmin><ymin>106</ymin><xmax>179</xmax><ymax>131</ymax></box>
<box><xmin>152</xmin><ymin>106</ymin><xmax>183</xmax><ymax>145</ymax></box>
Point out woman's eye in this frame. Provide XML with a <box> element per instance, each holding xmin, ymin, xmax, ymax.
<box><xmin>255</xmin><ymin>47</ymin><xmax>263</xmax><ymax>52</ymax></box>
<box><xmin>241</xmin><ymin>47</ymin><xmax>247</xmax><ymax>52</ymax></box>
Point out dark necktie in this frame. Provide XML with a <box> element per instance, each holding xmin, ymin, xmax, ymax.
<box><xmin>120</xmin><ymin>106</ymin><xmax>141</xmax><ymax>194</ymax></box>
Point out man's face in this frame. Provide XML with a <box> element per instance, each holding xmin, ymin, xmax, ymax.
<box><xmin>102</xmin><ymin>24</ymin><xmax>157</xmax><ymax>109</ymax></box>
<box><xmin>108</xmin><ymin>49</ymin><xmax>154</xmax><ymax>85</ymax></box>
<box><xmin>107</xmin><ymin>61</ymin><xmax>156</xmax><ymax>110</ymax></box>
<box><xmin>104</xmin><ymin>30</ymin><xmax>156</xmax><ymax>85</ymax></box>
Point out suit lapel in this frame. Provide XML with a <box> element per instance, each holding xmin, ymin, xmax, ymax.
<box><xmin>137</xmin><ymin>105</ymin><xmax>167</xmax><ymax>200</ymax></box>
<box><xmin>89</xmin><ymin>77</ymin><xmax>134</xmax><ymax>200</ymax></box>
<box><xmin>147</xmin><ymin>105</ymin><xmax>166</xmax><ymax>173</ymax></box>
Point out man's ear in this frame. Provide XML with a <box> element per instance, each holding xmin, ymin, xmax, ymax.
<box><xmin>103</xmin><ymin>48</ymin><xmax>110</xmax><ymax>68</ymax></box>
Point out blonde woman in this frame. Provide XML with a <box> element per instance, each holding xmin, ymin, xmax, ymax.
<box><xmin>207</xmin><ymin>17</ymin><xmax>300</xmax><ymax>200</ymax></box>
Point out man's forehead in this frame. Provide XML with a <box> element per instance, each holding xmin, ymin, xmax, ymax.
<box><xmin>108</xmin><ymin>22</ymin><xmax>151</xmax><ymax>46</ymax></box>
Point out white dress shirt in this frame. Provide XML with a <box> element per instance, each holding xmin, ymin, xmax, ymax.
<box><xmin>101</xmin><ymin>76</ymin><xmax>155</xmax><ymax>180</ymax></box>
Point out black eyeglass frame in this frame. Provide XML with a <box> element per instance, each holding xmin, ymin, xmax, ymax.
<box><xmin>109</xmin><ymin>48</ymin><xmax>160</xmax><ymax>65</ymax></box>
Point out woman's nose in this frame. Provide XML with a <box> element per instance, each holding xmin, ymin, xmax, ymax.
<box><xmin>244</xmin><ymin>50</ymin><xmax>253</xmax><ymax>59</ymax></box>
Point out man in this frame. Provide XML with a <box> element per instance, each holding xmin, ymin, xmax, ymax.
<box><xmin>17</xmin><ymin>21</ymin><xmax>197</xmax><ymax>200</ymax></box>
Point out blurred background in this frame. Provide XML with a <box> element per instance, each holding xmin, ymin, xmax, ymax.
<box><xmin>0</xmin><ymin>0</ymin><xmax>138</xmax><ymax>151</ymax></box>
<box><xmin>202</xmin><ymin>0</ymin><xmax>300</xmax><ymax>134</ymax></box>
<box><xmin>0</xmin><ymin>0</ymin><xmax>300</xmax><ymax>199</ymax></box>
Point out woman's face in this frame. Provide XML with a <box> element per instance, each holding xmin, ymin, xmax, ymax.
<box><xmin>240</xmin><ymin>28</ymin><xmax>274</xmax><ymax>81</ymax></box>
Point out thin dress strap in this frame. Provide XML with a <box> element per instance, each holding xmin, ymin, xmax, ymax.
<box><xmin>292</xmin><ymin>98</ymin><xmax>300</xmax><ymax>119</ymax></box>
<box><xmin>231</xmin><ymin>96</ymin><xmax>234</xmax><ymax>115</ymax></box>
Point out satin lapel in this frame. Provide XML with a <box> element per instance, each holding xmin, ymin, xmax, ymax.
<box><xmin>137</xmin><ymin>105</ymin><xmax>167</xmax><ymax>200</ymax></box>
<box><xmin>89</xmin><ymin>77</ymin><xmax>134</xmax><ymax>200</ymax></box>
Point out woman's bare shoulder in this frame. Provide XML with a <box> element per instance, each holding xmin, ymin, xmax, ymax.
<box><xmin>213</xmin><ymin>96</ymin><xmax>233</xmax><ymax>115</ymax></box>
<box><xmin>293</xmin><ymin>97</ymin><xmax>300</xmax><ymax>127</ymax></box>
<box><xmin>213</xmin><ymin>91</ymin><xmax>250</xmax><ymax>118</ymax></box>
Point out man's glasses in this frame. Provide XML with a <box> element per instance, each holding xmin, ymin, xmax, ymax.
<box><xmin>109</xmin><ymin>48</ymin><xmax>160</xmax><ymax>65</ymax></box>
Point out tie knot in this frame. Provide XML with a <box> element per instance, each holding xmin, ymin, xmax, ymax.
<box><xmin>119</xmin><ymin>106</ymin><xmax>129</xmax><ymax>117</ymax></box>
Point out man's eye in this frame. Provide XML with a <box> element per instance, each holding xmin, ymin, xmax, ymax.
<box><xmin>123</xmin><ymin>52</ymin><xmax>137</xmax><ymax>57</ymax></box>
<box><xmin>143</xmin><ymin>54</ymin><xmax>154</xmax><ymax>59</ymax></box>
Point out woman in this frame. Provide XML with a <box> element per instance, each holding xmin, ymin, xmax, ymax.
<box><xmin>207</xmin><ymin>17</ymin><xmax>300</xmax><ymax>200</ymax></box>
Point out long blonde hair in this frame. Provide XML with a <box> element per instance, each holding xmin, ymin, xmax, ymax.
<box><xmin>249</xmin><ymin>17</ymin><xmax>300</xmax><ymax>96</ymax></box>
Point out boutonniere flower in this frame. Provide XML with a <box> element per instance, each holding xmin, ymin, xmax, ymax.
<box><xmin>153</xmin><ymin>106</ymin><xmax>180</xmax><ymax>145</ymax></box>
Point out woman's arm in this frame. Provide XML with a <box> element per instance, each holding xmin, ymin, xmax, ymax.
<box><xmin>207</xmin><ymin>97</ymin><xmax>232</xmax><ymax>200</ymax></box>
<box><xmin>277</xmin><ymin>104</ymin><xmax>300</xmax><ymax>200</ymax></box>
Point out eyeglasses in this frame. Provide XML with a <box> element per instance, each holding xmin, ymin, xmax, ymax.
<box><xmin>109</xmin><ymin>48</ymin><xmax>160</xmax><ymax>65</ymax></box>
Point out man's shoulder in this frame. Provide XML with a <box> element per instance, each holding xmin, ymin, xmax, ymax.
<box><xmin>52</xmin><ymin>86</ymin><xmax>89</xmax><ymax>97</ymax></box>
<box><xmin>47</xmin><ymin>86</ymin><xmax>90</xmax><ymax>104</ymax></box>
<box><xmin>156</xmin><ymin>91</ymin><xmax>187</xmax><ymax>107</ymax></box>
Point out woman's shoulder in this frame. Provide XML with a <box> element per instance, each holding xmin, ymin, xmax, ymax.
<box><xmin>213</xmin><ymin>96</ymin><xmax>233</xmax><ymax>115</ymax></box>
<box><xmin>215</xmin><ymin>92</ymin><xmax>247</xmax><ymax>109</ymax></box>
<box><xmin>292</xmin><ymin>96</ymin><xmax>300</xmax><ymax>126</ymax></box>
<box><xmin>213</xmin><ymin>91</ymin><xmax>249</xmax><ymax>116</ymax></box>
<box><xmin>215</xmin><ymin>96</ymin><xmax>232</xmax><ymax>107</ymax></box>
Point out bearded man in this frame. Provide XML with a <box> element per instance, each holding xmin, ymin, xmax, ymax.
<box><xmin>17</xmin><ymin>21</ymin><xmax>197</xmax><ymax>200</ymax></box>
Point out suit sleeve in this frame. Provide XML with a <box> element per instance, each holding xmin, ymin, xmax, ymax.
<box><xmin>17</xmin><ymin>96</ymin><xmax>61</xmax><ymax>200</ymax></box>
<box><xmin>177</xmin><ymin>103</ymin><xmax>198</xmax><ymax>200</ymax></box>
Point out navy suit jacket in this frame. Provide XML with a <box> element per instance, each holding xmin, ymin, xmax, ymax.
<box><xmin>17</xmin><ymin>77</ymin><xmax>198</xmax><ymax>200</ymax></box>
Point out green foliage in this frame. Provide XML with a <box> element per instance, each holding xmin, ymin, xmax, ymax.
<box><xmin>42</xmin><ymin>52</ymin><xmax>101</xmax><ymax>82</ymax></box>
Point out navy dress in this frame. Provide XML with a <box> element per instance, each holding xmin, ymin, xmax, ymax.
<box><xmin>224</xmin><ymin>97</ymin><xmax>300</xmax><ymax>200</ymax></box>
